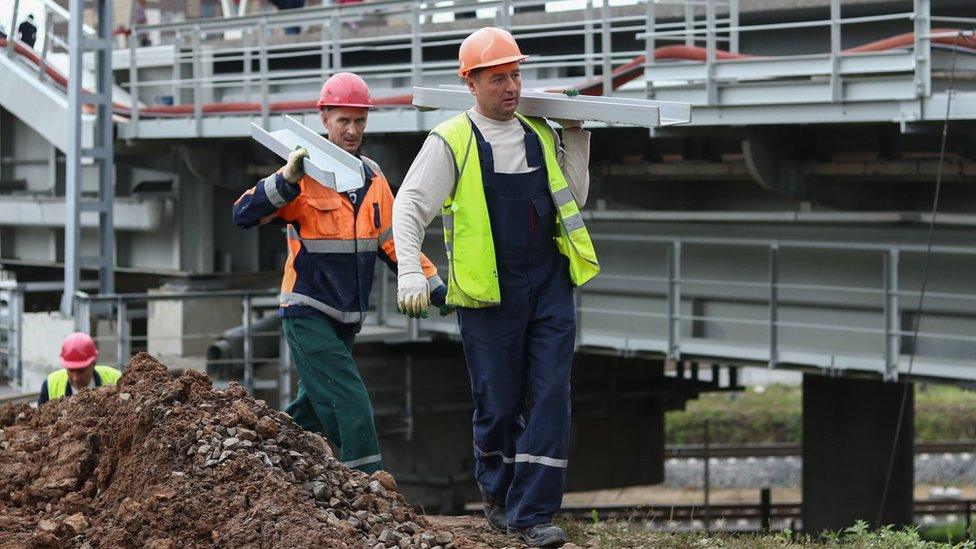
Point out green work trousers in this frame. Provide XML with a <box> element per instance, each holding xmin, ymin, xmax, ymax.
<box><xmin>282</xmin><ymin>315</ymin><xmax>383</xmax><ymax>473</ymax></box>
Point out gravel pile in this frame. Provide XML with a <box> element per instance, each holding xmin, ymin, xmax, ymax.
<box><xmin>0</xmin><ymin>352</ymin><xmax>465</xmax><ymax>548</ymax></box>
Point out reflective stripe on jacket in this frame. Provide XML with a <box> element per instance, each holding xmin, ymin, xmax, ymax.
<box><xmin>431</xmin><ymin>113</ymin><xmax>600</xmax><ymax>308</ymax></box>
<box><xmin>233</xmin><ymin>156</ymin><xmax>442</xmax><ymax>325</ymax></box>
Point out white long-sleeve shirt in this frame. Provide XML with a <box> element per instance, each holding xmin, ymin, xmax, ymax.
<box><xmin>393</xmin><ymin>108</ymin><xmax>591</xmax><ymax>279</ymax></box>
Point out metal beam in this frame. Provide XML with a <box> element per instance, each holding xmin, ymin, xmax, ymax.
<box><xmin>412</xmin><ymin>85</ymin><xmax>690</xmax><ymax>127</ymax></box>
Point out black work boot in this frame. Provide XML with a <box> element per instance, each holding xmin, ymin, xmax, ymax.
<box><xmin>509</xmin><ymin>522</ymin><xmax>567</xmax><ymax>546</ymax></box>
<box><xmin>483</xmin><ymin>502</ymin><xmax>508</xmax><ymax>533</ymax></box>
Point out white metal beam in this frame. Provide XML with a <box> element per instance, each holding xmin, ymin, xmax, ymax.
<box><xmin>412</xmin><ymin>85</ymin><xmax>691</xmax><ymax>127</ymax></box>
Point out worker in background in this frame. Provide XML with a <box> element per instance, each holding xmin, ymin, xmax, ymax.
<box><xmin>233</xmin><ymin>72</ymin><xmax>446</xmax><ymax>474</ymax></box>
<box><xmin>38</xmin><ymin>332</ymin><xmax>122</xmax><ymax>406</ymax></box>
<box><xmin>17</xmin><ymin>14</ymin><xmax>37</xmax><ymax>49</ymax></box>
<box><xmin>392</xmin><ymin>27</ymin><xmax>599</xmax><ymax>547</ymax></box>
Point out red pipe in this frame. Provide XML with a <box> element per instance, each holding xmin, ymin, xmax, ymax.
<box><xmin>2</xmin><ymin>28</ymin><xmax>973</xmax><ymax>120</ymax></box>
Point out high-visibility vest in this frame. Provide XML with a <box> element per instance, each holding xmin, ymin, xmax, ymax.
<box><xmin>431</xmin><ymin>112</ymin><xmax>600</xmax><ymax>308</ymax></box>
<box><xmin>46</xmin><ymin>365</ymin><xmax>122</xmax><ymax>401</ymax></box>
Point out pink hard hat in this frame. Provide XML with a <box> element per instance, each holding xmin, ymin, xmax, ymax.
<box><xmin>60</xmin><ymin>332</ymin><xmax>98</xmax><ymax>370</ymax></box>
<box><xmin>316</xmin><ymin>72</ymin><xmax>373</xmax><ymax>110</ymax></box>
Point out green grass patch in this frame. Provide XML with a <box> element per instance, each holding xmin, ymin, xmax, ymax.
<box><xmin>559</xmin><ymin>519</ymin><xmax>976</xmax><ymax>548</ymax></box>
<box><xmin>666</xmin><ymin>383</ymin><xmax>976</xmax><ymax>444</ymax></box>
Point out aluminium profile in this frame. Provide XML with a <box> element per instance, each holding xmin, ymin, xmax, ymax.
<box><xmin>412</xmin><ymin>85</ymin><xmax>691</xmax><ymax>127</ymax></box>
<box><xmin>250</xmin><ymin>117</ymin><xmax>365</xmax><ymax>192</ymax></box>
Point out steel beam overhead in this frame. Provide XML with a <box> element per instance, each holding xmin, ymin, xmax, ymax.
<box><xmin>412</xmin><ymin>85</ymin><xmax>691</xmax><ymax>128</ymax></box>
<box><xmin>250</xmin><ymin>117</ymin><xmax>365</xmax><ymax>192</ymax></box>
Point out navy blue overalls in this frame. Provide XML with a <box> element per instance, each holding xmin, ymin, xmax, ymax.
<box><xmin>456</xmin><ymin>116</ymin><xmax>577</xmax><ymax>529</ymax></box>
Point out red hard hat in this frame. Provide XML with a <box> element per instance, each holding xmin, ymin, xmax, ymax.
<box><xmin>316</xmin><ymin>72</ymin><xmax>373</xmax><ymax>110</ymax></box>
<box><xmin>60</xmin><ymin>332</ymin><xmax>98</xmax><ymax>370</ymax></box>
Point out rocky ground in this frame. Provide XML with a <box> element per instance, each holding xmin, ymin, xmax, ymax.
<box><xmin>0</xmin><ymin>352</ymin><xmax>478</xmax><ymax>548</ymax></box>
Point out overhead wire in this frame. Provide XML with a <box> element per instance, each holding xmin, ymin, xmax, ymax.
<box><xmin>875</xmin><ymin>30</ymin><xmax>966</xmax><ymax>527</ymax></box>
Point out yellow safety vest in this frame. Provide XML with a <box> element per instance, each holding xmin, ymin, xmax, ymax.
<box><xmin>46</xmin><ymin>365</ymin><xmax>122</xmax><ymax>401</ymax></box>
<box><xmin>432</xmin><ymin>112</ymin><xmax>600</xmax><ymax>308</ymax></box>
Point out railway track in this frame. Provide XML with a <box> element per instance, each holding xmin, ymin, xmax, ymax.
<box><xmin>556</xmin><ymin>499</ymin><xmax>976</xmax><ymax>528</ymax></box>
<box><xmin>665</xmin><ymin>441</ymin><xmax>976</xmax><ymax>459</ymax></box>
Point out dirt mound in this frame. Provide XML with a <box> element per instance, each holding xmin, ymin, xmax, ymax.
<box><xmin>0</xmin><ymin>352</ymin><xmax>467</xmax><ymax>548</ymax></box>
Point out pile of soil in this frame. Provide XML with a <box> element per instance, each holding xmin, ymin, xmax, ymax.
<box><xmin>0</xmin><ymin>352</ymin><xmax>467</xmax><ymax>548</ymax></box>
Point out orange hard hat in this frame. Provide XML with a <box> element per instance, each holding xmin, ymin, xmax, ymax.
<box><xmin>317</xmin><ymin>72</ymin><xmax>373</xmax><ymax>110</ymax></box>
<box><xmin>60</xmin><ymin>332</ymin><xmax>98</xmax><ymax>370</ymax></box>
<box><xmin>458</xmin><ymin>27</ymin><xmax>528</xmax><ymax>77</ymax></box>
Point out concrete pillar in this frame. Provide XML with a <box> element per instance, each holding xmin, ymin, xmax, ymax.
<box><xmin>802</xmin><ymin>374</ymin><xmax>914</xmax><ymax>533</ymax></box>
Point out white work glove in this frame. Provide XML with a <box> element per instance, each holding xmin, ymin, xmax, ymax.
<box><xmin>282</xmin><ymin>147</ymin><xmax>309</xmax><ymax>183</ymax></box>
<box><xmin>397</xmin><ymin>272</ymin><xmax>430</xmax><ymax>319</ymax></box>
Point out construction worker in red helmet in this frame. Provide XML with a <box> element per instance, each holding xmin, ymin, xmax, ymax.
<box><xmin>233</xmin><ymin>72</ymin><xmax>446</xmax><ymax>474</ymax></box>
<box><xmin>38</xmin><ymin>332</ymin><xmax>122</xmax><ymax>406</ymax></box>
<box><xmin>392</xmin><ymin>27</ymin><xmax>599</xmax><ymax>546</ymax></box>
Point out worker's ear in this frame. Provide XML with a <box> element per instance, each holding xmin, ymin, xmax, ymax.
<box><xmin>465</xmin><ymin>73</ymin><xmax>478</xmax><ymax>96</ymax></box>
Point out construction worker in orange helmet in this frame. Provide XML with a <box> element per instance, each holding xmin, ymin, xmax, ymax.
<box><xmin>38</xmin><ymin>332</ymin><xmax>122</xmax><ymax>406</ymax></box>
<box><xmin>233</xmin><ymin>72</ymin><xmax>446</xmax><ymax>474</ymax></box>
<box><xmin>392</xmin><ymin>27</ymin><xmax>599</xmax><ymax>547</ymax></box>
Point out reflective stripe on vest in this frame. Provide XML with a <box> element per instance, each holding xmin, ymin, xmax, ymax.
<box><xmin>431</xmin><ymin>112</ymin><xmax>600</xmax><ymax>308</ymax></box>
<box><xmin>47</xmin><ymin>365</ymin><xmax>123</xmax><ymax>401</ymax></box>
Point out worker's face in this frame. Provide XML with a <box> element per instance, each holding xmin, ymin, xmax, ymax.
<box><xmin>320</xmin><ymin>107</ymin><xmax>368</xmax><ymax>155</ymax></box>
<box><xmin>67</xmin><ymin>365</ymin><xmax>94</xmax><ymax>391</ymax></box>
<box><xmin>467</xmin><ymin>63</ymin><xmax>521</xmax><ymax>121</ymax></box>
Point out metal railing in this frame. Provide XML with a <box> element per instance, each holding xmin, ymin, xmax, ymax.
<box><xmin>120</xmin><ymin>0</ymin><xmax>647</xmax><ymax>132</ymax></box>
<box><xmin>639</xmin><ymin>0</ymin><xmax>942</xmax><ymax>108</ymax></box>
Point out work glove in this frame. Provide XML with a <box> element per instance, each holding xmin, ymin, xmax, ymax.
<box><xmin>397</xmin><ymin>272</ymin><xmax>430</xmax><ymax>319</ymax></box>
<box><xmin>554</xmin><ymin>89</ymin><xmax>584</xmax><ymax>130</ymax></box>
<box><xmin>282</xmin><ymin>147</ymin><xmax>309</xmax><ymax>183</ymax></box>
<box><xmin>430</xmin><ymin>284</ymin><xmax>455</xmax><ymax>317</ymax></box>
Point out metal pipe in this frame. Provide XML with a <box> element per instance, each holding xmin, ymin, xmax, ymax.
<box><xmin>600</xmin><ymin>0</ymin><xmax>612</xmax><ymax>97</ymax></box>
<box><xmin>116</xmin><ymin>297</ymin><xmax>127</xmax><ymax>369</ymax></box>
<box><xmin>242</xmin><ymin>294</ymin><xmax>254</xmax><ymax>392</ymax></box>
<box><xmin>768</xmin><ymin>243</ymin><xmax>779</xmax><ymax>368</ymax></box>
<box><xmin>829</xmin><ymin>0</ymin><xmax>841</xmax><ymax>102</ymax></box>
<box><xmin>884</xmin><ymin>249</ymin><xmax>901</xmax><ymax>381</ymax></box>
<box><xmin>667</xmin><ymin>241</ymin><xmax>681</xmax><ymax>360</ymax></box>
<box><xmin>584</xmin><ymin>0</ymin><xmax>594</xmax><ymax>79</ymax></box>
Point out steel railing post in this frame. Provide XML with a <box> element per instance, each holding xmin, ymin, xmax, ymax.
<box><xmin>829</xmin><ymin>0</ymin><xmax>841</xmax><ymax>102</ymax></box>
<box><xmin>584</xmin><ymin>0</ymin><xmax>594</xmax><ymax>79</ymax></box>
<box><xmin>644</xmin><ymin>0</ymin><xmax>655</xmax><ymax>100</ymax></box>
<box><xmin>684</xmin><ymin>1</ymin><xmax>694</xmax><ymax>47</ymax></box>
<box><xmin>378</xmin><ymin>270</ymin><xmax>389</xmax><ymax>326</ymax></box>
<box><xmin>404</xmin><ymin>354</ymin><xmax>414</xmax><ymax>441</ymax></box>
<box><xmin>191</xmin><ymin>25</ymin><xmax>203</xmax><ymax>137</ymax></box>
<box><xmin>6</xmin><ymin>0</ymin><xmax>19</xmax><ymax>58</ymax></box>
<box><xmin>171</xmin><ymin>30</ymin><xmax>181</xmax><ymax>105</ymax></box>
<box><xmin>769</xmin><ymin>243</ymin><xmax>779</xmax><ymax>368</ymax></box>
<box><xmin>116</xmin><ymin>297</ymin><xmax>127</xmax><ymax>369</ymax></box>
<box><xmin>411</xmin><ymin>4</ymin><xmax>423</xmax><ymax>130</ymax></box>
<box><xmin>128</xmin><ymin>22</ymin><xmax>139</xmax><ymax>129</ymax></box>
<box><xmin>330</xmin><ymin>13</ymin><xmax>342</xmax><ymax>71</ymax></box>
<box><xmin>913</xmin><ymin>0</ymin><xmax>931</xmax><ymax>98</ymax></box>
<box><xmin>319</xmin><ymin>16</ymin><xmax>329</xmax><ymax>82</ymax></box>
<box><xmin>279</xmin><ymin>330</ymin><xmax>291</xmax><ymax>407</ymax></box>
<box><xmin>729</xmin><ymin>0</ymin><xmax>739</xmax><ymax>54</ymax></box>
<box><xmin>705</xmin><ymin>0</ymin><xmax>717</xmax><ymax>106</ymax></box>
<box><xmin>38</xmin><ymin>11</ymin><xmax>53</xmax><ymax>82</ymax></box>
<box><xmin>667</xmin><ymin>241</ymin><xmax>682</xmax><ymax>360</ymax></box>
<box><xmin>884</xmin><ymin>248</ymin><xmax>900</xmax><ymax>381</ymax></box>
<box><xmin>11</xmin><ymin>289</ymin><xmax>23</xmax><ymax>387</ymax></box>
<box><xmin>243</xmin><ymin>294</ymin><xmax>254</xmax><ymax>392</ymax></box>
<box><xmin>244</xmin><ymin>29</ymin><xmax>253</xmax><ymax>102</ymax></box>
<box><xmin>600</xmin><ymin>0</ymin><xmax>612</xmax><ymax>97</ymax></box>
<box><xmin>258</xmin><ymin>19</ymin><xmax>270</xmax><ymax>130</ymax></box>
